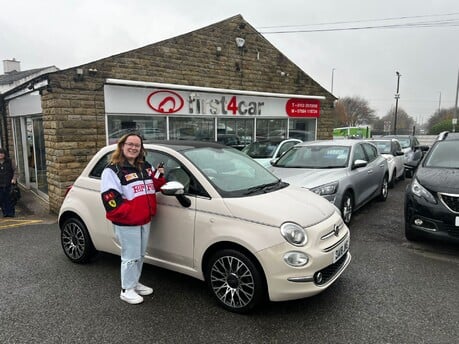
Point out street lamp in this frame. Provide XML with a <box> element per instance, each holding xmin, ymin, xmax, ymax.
<box><xmin>331</xmin><ymin>68</ymin><xmax>336</xmax><ymax>94</ymax></box>
<box><xmin>393</xmin><ymin>71</ymin><xmax>401</xmax><ymax>135</ymax></box>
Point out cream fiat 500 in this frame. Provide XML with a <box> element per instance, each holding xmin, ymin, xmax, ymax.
<box><xmin>59</xmin><ymin>141</ymin><xmax>351</xmax><ymax>313</ymax></box>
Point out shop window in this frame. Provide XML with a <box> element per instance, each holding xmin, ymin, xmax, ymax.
<box><xmin>107</xmin><ymin>115</ymin><xmax>166</xmax><ymax>144</ymax></box>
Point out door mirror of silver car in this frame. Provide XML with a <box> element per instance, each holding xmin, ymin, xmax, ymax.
<box><xmin>352</xmin><ymin>159</ymin><xmax>368</xmax><ymax>169</ymax></box>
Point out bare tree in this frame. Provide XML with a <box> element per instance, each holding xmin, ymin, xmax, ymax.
<box><xmin>334</xmin><ymin>96</ymin><xmax>376</xmax><ymax>127</ymax></box>
<box><xmin>379</xmin><ymin>107</ymin><xmax>415</xmax><ymax>134</ymax></box>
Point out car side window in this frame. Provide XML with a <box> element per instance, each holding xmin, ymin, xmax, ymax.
<box><xmin>90</xmin><ymin>152</ymin><xmax>112</xmax><ymax>178</ymax></box>
<box><xmin>362</xmin><ymin>143</ymin><xmax>378</xmax><ymax>162</ymax></box>
<box><xmin>277</xmin><ymin>141</ymin><xmax>298</xmax><ymax>158</ymax></box>
<box><xmin>146</xmin><ymin>150</ymin><xmax>208</xmax><ymax>197</ymax></box>
<box><xmin>353</xmin><ymin>144</ymin><xmax>366</xmax><ymax>162</ymax></box>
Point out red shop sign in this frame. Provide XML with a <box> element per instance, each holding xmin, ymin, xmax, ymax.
<box><xmin>285</xmin><ymin>98</ymin><xmax>320</xmax><ymax>117</ymax></box>
<box><xmin>147</xmin><ymin>90</ymin><xmax>184</xmax><ymax>114</ymax></box>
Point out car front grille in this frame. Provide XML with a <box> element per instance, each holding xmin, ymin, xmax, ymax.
<box><xmin>439</xmin><ymin>193</ymin><xmax>459</xmax><ymax>213</ymax></box>
<box><xmin>314</xmin><ymin>252</ymin><xmax>349</xmax><ymax>286</ymax></box>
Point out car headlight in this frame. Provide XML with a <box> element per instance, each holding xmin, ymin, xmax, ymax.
<box><xmin>411</xmin><ymin>178</ymin><xmax>437</xmax><ymax>204</ymax></box>
<box><xmin>280</xmin><ymin>222</ymin><xmax>308</xmax><ymax>246</ymax></box>
<box><xmin>310</xmin><ymin>181</ymin><xmax>338</xmax><ymax>196</ymax></box>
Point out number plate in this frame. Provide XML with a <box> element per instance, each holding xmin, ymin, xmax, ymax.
<box><xmin>456</xmin><ymin>216</ymin><xmax>459</xmax><ymax>227</ymax></box>
<box><xmin>334</xmin><ymin>238</ymin><xmax>349</xmax><ymax>263</ymax></box>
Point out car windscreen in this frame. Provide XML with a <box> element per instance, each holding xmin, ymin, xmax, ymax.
<box><xmin>395</xmin><ymin>138</ymin><xmax>410</xmax><ymax>148</ymax></box>
<box><xmin>183</xmin><ymin>147</ymin><xmax>283</xmax><ymax>197</ymax></box>
<box><xmin>424</xmin><ymin>141</ymin><xmax>459</xmax><ymax>168</ymax></box>
<box><xmin>274</xmin><ymin>145</ymin><xmax>350</xmax><ymax>168</ymax></box>
<box><xmin>373</xmin><ymin>141</ymin><xmax>391</xmax><ymax>154</ymax></box>
<box><xmin>242</xmin><ymin>141</ymin><xmax>279</xmax><ymax>159</ymax></box>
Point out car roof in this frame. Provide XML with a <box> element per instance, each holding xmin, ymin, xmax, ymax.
<box><xmin>297</xmin><ymin>139</ymin><xmax>362</xmax><ymax>147</ymax></box>
<box><xmin>437</xmin><ymin>131</ymin><xmax>459</xmax><ymax>141</ymax></box>
<box><xmin>136</xmin><ymin>140</ymin><xmax>227</xmax><ymax>152</ymax></box>
<box><xmin>251</xmin><ymin>138</ymin><xmax>301</xmax><ymax>144</ymax></box>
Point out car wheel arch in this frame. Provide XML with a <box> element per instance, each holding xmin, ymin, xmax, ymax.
<box><xmin>202</xmin><ymin>242</ymin><xmax>268</xmax><ymax>313</ymax></box>
<box><xmin>59</xmin><ymin>211</ymin><xmax>97</xmax><ymax>264</ymax></box>
<box><xmin>201</xmin><ymin>241</ymin><xmax>268</xmax><ymax>289</ymax></box>
<box><xmin>201</xmin><ymin>241</ymin><xmax>267</xmax><ymax>280</ymax></box>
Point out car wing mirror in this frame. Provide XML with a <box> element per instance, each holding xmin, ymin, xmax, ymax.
<box><xmin>352</xmin><ymin>159</ymin><xmax>368</xmax><ymax>169</ymax></box>
<box><xmin>396</xmin><ymin>151</ymin><xmax>404</xmax><ymax>156</ymax></box>
<box><xmin>420</xmin><ymin>145</ymin><xmax>429</xmax><ymax>152</ymax></box>
<box><xmin>160</xmin><ymin>181</ymin><xmax>185</xmax><ymax>195</ymax></box>
<box><xmin>160</xmin><ymin>181</ymin><xmax>191</xmax><ymax>208</ymax></box>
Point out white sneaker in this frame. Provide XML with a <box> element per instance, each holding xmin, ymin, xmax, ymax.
<box><xmin>135</xmin><ymin>283</ymin><xmax>153</xmax><ymax>296</ymax></box>
<box><xmin>120</xmin><ymin>288</ymin><xmax>144</xmax><ymax>304</ymax></box>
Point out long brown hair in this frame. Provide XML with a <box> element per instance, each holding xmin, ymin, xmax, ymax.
<box><xmin>110</xmin><ymin>133</ymin><xmax>146</xmax><ymax>170</ymax></box>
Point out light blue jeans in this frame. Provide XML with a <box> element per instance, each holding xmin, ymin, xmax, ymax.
<box><xmin>114</xmin><ymin>222</ymin><xmax>150</xmax><ymax>290</ymax></box>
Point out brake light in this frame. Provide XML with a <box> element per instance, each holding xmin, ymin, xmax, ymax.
<box><xmin>64</xmin><ymin>185</ymin><xmax>73</xmax><ymax>197</ymax></box>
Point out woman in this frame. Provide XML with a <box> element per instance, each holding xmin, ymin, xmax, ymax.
<box><xmin>0</xmin><ymin>148</ymin><xmax>19</xmax><ymax>217</ymax></box>
<box><xmin>100</xmin><ymin>133</ymin><xmax>166</xmax><ymax>305</ymax></box>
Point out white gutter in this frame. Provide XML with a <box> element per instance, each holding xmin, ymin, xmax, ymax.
<box><xmin>105</xmin><ymin>78</ymin><xmax>326</xmax><ymax>100</ymax></box>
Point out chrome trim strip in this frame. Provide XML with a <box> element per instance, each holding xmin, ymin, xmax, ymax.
<box><xmin>287</xmin><ymin>276</ymin><xmax>314</xmax><ymax>283</ymax></box>
<box><xmin>438</xmin><ymin>192</ymin><xmax>459</xmax><ymax>214</ymax></box>
<box><xmin>287</xmin><ymin>252</ymin><xmax>352</xmax><ymax>283</ymax></box>
<box><xmin>322</xmin><ymin>233</ymin><xmax>349</xmax><ymax>253</ymax></box>
<box><xmin>321</xmin><ymin>221</ymin><xmax>345</xmax><ymax>240</ymax></box>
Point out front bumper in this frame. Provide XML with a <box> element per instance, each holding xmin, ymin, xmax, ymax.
<box><xmin>405</xmin><ymin>192</ymin><xmax>459</xmax><ymax>243</ymax></box>
<box><xmin>256</xmin><ymin>214</ymin><xmax>351</xmax><ymax>302</ymax></box>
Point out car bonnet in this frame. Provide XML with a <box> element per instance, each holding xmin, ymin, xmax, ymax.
<box><xmin>416</xmin><ymin>167</ymin><xmax>459</xmax><ymax>194</ymax></box>
<box><xmin>222</xmin><ymin>185</ymin><xmax>336</xmax><ymax>228</ymax></box>
<box><xmin>269</xmin><ymin>167</ymin><xmax>347</xmax><ymax>189</ymax></box>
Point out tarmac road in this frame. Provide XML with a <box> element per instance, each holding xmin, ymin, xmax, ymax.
<box><xmin>1</xmin><ymin>179</ymin><xmax>458</xmax><ymax>344</ymax></box>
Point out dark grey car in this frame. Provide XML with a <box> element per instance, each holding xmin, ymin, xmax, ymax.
<box><xmin>269</xmin><ymin>140</ymin><xmax>389</xmax><ymax>225</ymax></box>
<box><xmin>383</xmin><ymin>135</ymin><xmax>429</xmax><ymax>177</ymax></box>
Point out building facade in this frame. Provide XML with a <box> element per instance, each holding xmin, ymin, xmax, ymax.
<box><xmin>2</xmin><ymin>15</ymin><xmax>336</xmax><ymax>213</ymax></box>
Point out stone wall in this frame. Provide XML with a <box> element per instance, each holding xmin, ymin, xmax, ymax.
<box><xmin>43</xmin><ymin>14</ymin><xmax>336</xmax><ymax>213</ymax></box>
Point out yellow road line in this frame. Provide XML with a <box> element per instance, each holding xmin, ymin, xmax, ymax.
<box><xmin>0</xmin><ymin>219</ymin><xmax>43</xmax><ymax>229</ymax></box>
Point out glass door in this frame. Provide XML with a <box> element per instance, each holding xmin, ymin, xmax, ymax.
<box><xmin>31</xmin><ymin>117</ymin><xmax>48</xmax><ymax>196</ymax></box>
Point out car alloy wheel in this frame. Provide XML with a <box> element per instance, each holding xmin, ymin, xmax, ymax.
<box><xmin>341</xmin><ymin>191</ymin><xmax>354</xmax><ymax>225</ymax></box>
<box><xmin>378</xmin><ymin>175</ymin><xmax>389</xmax><ymax>201</ymax></box>
<box><xmin>206</xmin><ymin>249</ymin><xmax>264</xmax><ymax>313</ymax></box>
<box><xmin>61</xmin><ymin>217</ymin><xmax>95</xmax><ymax>264</ymax></box>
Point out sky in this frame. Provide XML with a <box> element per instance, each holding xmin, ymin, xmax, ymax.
<box><xmin>1</xmin><ymin>0</ymin><xmax>459</xmax><ymax>125</ymax></box>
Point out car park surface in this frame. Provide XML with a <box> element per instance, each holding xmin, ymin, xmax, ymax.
<box><xmin>269</xmin><ymin>140</ymin><xmax>389</xmax><ymax>225</ymax></box>
<box><xmin>3</xmin><ymin>177</ymin><xmax>458</xmax><ymax>344</ymax></box>
<box><xmin>241</xmin><ymin>138</ymin><xmax>301</xmax><ymax>167</ymax></box>
<box><xmin>367</xmin><ymin>138</ymin><xmax>405</xmax><ymax>187</ymax></box>
<box><xmin>404</xmin><ymin>131</ymin><xmax>459</xmax><ymax>243</ymax></box>
<box><xmin>58</xmin><ymin>141</ymin><xmax>350</xmax><ymax>313</ymax></box>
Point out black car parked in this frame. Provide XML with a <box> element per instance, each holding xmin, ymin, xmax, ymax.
<box><xmin>383</xmin><ymin>135</ymin><xmax>429</xmax><ymax>177</ymax></box>
<box><xmin>404</xmin><ymin>131</ymin><xmax>459</xmax><ymax>243</ymax></box>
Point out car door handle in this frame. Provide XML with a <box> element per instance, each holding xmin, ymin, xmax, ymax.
<box><xmin>367</xmin><ymin>169</ymin><xmax>373</xmax><ymax>174</ymax></box>
<box><xmin>379</xmin><ymin>164</ymin><xmax>385</xmax><ymax>168</ymax></box>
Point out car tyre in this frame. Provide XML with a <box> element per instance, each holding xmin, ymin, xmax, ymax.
<box><xmin>388</xmin><ymin>169</ymin><xmax>396</xmax><ymax>188</ymax></box>
<box><xmin>206</xmin><ymin>249</ymin><xmax>265</xmax><ymax>313</ymax></box>
<box><xmin>399</xmin><ymin>168</ymin><xmax>405</xmax><ymax>181</ymax></box>
<box><xmin>341</xmin><ymin>191</ymin><xmax>354</xmax><ymax>225</ymax></box>
<box><xmin>61</xmin><ymin>217</ymin><xmax>96</xmax><ymax>264</ymax></box>
<box><xmin>377</xmin><ymin>175</ymin><xmax>389</xmax><ymax>201</ymax></box>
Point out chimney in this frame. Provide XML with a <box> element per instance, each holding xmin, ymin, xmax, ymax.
<box><xmin>3</xmin><ymin>58</ymin><xmax>21</xmax><ymax>74</ymax></box>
